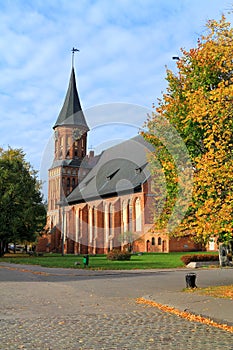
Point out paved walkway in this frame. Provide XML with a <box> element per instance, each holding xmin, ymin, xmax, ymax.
<box><xmin>0</xmin><ymin>263</ymin><xmax>232</xmax><ymax>350</ymax></box>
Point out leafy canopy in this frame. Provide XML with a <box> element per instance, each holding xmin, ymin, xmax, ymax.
<box><xmin>0</xmin><ymin>147</ymin><xmax>46</xmax><ymax>255</ymax></box>
<box><xmin>143</xmin><ymin>15</ymin><xmax>233</xmax><ymax>245</ymax></box>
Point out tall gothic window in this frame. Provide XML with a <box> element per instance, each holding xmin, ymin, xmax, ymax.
<box><xmin>135</xmin><ymin>198</ymin><xmax>142</xmax><ymax>232</ymax></box>
<box><xmin>93</xmin><ymin>206</ymin><xmax>97</xmax><ymax>240</ymax></box>
<box><xmin>66</xmin><ymin>136</ymin><xmax>71</xmax><ymax>158</ymax></box>
<box><xmin>74</xmin><ymin>141</ymin><xmax>78</xmax><ymax>157</ymax></box>
<box><xmin>75</xmin><ymin>209</ymin><xmax>80</xmax><ymax>243</ymax></box>
<box><xmin>122</xmin><ymin>200</ymin><xmax>129</xmax><ymax>233</ymax></box>
<box><xmin>55</xmin><ymin>140</ymin><xmax>58</xmax><ymax>157</ymax></box>
<box><xmin>60</xmin><ymin>136</ymin><xmax>64</xmax><ymax>158</ymax></box>
<box><xmin>109</xmin><ymin>203</ymin><xmax>113</xmax><ymax>236</ymax></box>
<box><xmin>88</xmin><ymin>207</ymin><xmax>93</xmax><ymax>243</ymax></box>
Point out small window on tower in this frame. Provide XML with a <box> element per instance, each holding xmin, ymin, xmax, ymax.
<box><xmin>55</xmin><ymin>140</ymin><xmax>58</xmax><ymax>154</ymax></box>
<box><xmin>74</xmin><ymin>141</ymin><xmax>78</xmax><ymax>157</ymax></box>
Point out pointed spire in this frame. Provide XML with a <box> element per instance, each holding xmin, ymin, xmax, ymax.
<box><xmin>53</xmin><ymin>67</ymin><xmax>89</xmax><ymax>131</ymax></box>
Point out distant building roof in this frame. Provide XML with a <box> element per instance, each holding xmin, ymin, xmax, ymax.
<box><xmin>53</xmin><ymin>68</ymin><xmax>89</xmax><ymax>131</ymax></box>
<box><xmin>67</xmin><ymin>135</ymin><xmax>154</xmax><ymax>204</ymax></box>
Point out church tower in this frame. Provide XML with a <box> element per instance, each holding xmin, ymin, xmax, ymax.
<box><xmin>47</xmin><ymin>60</ymin><xmax>89</xmax><ymax>230</ymax></box>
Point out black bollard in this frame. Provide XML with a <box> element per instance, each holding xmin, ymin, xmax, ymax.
<box><xmin>185</xmin><ymin>273</ymin><xmax>197</xmax><ymax>288</ymax></box>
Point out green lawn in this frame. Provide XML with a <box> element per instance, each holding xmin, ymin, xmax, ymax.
<box><xmin>0</xmin><ymin>251</ymin><xmax>218</xmax><ymax>270</ymax></box>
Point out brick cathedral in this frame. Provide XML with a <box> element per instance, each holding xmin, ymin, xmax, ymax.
<box><xmin>37</xmin><ymin>63</ymin><xmax>202</xmax><ymax>254</ymax></box>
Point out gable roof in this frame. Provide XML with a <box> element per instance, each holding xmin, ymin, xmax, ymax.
<box><xmin>67</xmin><ymin>135</ymin><xmax>154</xmax><ymax>204</ymax></box>
<box><xmin>53</xmin><ymin>68</ymin><xmax>89</xmax><ymax>131</ymax></box>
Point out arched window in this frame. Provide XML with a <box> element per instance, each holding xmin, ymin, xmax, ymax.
<box><xmin>75</xmin><ymin>209</ymin><xmax>80</xmax><ymax>243</ymax></box>
<box><xmin>158</xmin><ymin>237</ymin><xmax>162</xmax><ymax>245</ymax></box>
<box><xmin>104</xmin><ymin>203</ymin><xmax>109</xmax><ymax>241</ymax></box>
<box><xmin>135</xmin><ymin>198</ymin><xmax>141</xmax><ymax>232</ymax></box>
<box><xmin>122</xmin><ymin>200</ymin><xmax>129</xmax><ymax>232</ymax></box>
<box><xmin>88</xmin><ymin>207</ymin><xmax>93</xmax><ymax>243</ymax></box>
<box><xmin>151</xmin><ymin>237</ymin><xmax>155</xmax><ymax>246</ymax></box>
<box><xmin>93</xmin><ymin>206</ymin><xmax>97</xmax><ymax>239</ymax></box>
<box><xmin>66</xmin><ymin>136</ymin><xmax>71</xmax><ymax>158</ymax></box>
<box><xmin>67</xmin><ymin>178</ymin><xmax>70</xmax><ymax>188</ymax></box>
<box><xmin>55</xmin><ymin>140</ymin><xmax>58</xmax><ymax>156</ymax></box>
<box><xmin>72</xmin><ymin>178</ymin><xmax>75</xmax><ymax>189</ymax></box>
<box><xmin>109</xmin><ymin>203</ymin><xmax>113</xmax><ymax>236</ymax></box>
<box><xmin>60</xmin><ymin>136</ymin><xmax>64</xmax><ymax>158</ymax></box>
<box><xmin>74</xmin><ymin>141</ymin><xmax>78</xmax><ymax>157</ymax></box>
<box><xmin>146</xmin><ymin>240</ymin><xmax>150</xmax><ymax>252</ymax></box>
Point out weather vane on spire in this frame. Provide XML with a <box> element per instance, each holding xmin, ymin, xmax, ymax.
<box><xmin>71</xmin><ymin>47</ymin><xmax>80</xmax><ymax>67</ymax></box>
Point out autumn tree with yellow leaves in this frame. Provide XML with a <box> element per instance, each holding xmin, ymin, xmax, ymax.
<box><xmin>143</xmin><ymin>15</ymin><xmax>233</xmax><ymax>254</ymax></box>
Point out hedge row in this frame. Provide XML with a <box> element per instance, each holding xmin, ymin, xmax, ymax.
<box><xmin>107</xmin><ymin>249</ymin><xmax>131</xmax><ymax>261</ymax></box>
<box><xmin>181</xmin><ymin>254</ymin><xmax>219</xmax><ymax>265</ymax></box>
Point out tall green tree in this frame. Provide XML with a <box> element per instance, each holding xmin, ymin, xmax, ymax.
<box><xmin>143</xmin><ymin>16</ymin><xmax>233</xmax><ymax>251</ymax></box>
<box><xmin>0</xmin><ymin>147</ymin><xmax>46</xmax><ymax>256</ymax></box>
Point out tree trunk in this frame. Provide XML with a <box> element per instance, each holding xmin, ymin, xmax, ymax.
<box><xmin>219</xmin><ymin>243</ymin><xmax>229</xmax><ymax>267</ymax></box>
<box><xmin>0</xmin><ymin>240</ymin><xmax>3</xmax><ymax>257</ymax></box>
<box><xmin>0</xmin><ymin>239</ymin><xmax>6</xmax><ymax>257</ymax></box>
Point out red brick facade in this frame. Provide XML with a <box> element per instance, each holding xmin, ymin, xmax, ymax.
<box><xmin>41</xmin><ymin>175</ymin><xmax>202</xmax><ymax>254</ymax></box>
<box><xmin>38</xmin><ymin>66</ymin><xmax>204</xmax><ymax>254</ymax></box>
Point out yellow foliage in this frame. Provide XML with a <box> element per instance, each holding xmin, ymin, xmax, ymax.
<box><xmin>143</xmin><ymin>15</ymin><xmax>233</xmax><ymax>244</ymax></box>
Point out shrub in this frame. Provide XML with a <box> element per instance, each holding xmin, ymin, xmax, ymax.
<box><xmin>107</xmin><ymin>249</ymin><xmax>131</xmax><ymax>261</ymax></box>
<box><xmin>181</xmin><ymin>254</ymin><xmax>219</xmax><ymax>265</ymax></box>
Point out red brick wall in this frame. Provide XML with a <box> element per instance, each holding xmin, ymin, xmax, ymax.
<box><xmin>36</xmin><ymin>236</ymin><xmax>48</xmax><ymax>252</ymax></box>
<box><xmin>169</xmin><ymin>236</ymin><xmax>203</xmax><ymax>252</ymax></box>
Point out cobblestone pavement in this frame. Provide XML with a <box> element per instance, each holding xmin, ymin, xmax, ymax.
<box><xmin>0</xmin><ymin>265</ymin><xmax>232</xmax><ymax>350</ymax></box>
<box><xmin>1</xmin><ymin>307</ymin><xmax>233</xmax><ymax>350</ymax></box>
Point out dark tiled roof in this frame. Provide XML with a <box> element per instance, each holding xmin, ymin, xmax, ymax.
<box><xmin>49</xmin><ymin>154</ymin><xmax>101</xmax><ymax>170</ymax></box>
<box><xmin>53</xmin><ymin>68</ymin><xmax>89</xmax><ymax>131</ymax></box>
<box><xmin>50</xmin><ymin>158</ymin><xmax>82</xmax><ymax>169</ymax></box>
<box><xmin>67</xmin><ymin>135</ymin><xmax>153</xmax><ymax>204</ymax></box>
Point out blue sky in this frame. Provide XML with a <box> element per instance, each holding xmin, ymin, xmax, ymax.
<box><xmin>0</xmin><ymin>0</ymin><xmax>232</xmax><ymax>196</ymax></box>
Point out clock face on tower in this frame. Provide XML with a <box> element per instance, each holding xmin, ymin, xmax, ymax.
<box><xmin>72</xmin><ymin>128</ymin><xmax>83</xmax><ymax>141</ymax></box>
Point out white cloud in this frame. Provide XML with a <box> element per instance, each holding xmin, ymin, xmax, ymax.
<box><xmin>0</xmin><ymin>0</ymin><xmax>232</xmax><ymax>196</ymax></box>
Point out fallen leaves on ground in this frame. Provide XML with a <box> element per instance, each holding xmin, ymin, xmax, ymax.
<box><xmin>185</xmin><ymin>285</ymin><xmax>233</xmax><ymax>300</ymax></box>
<box><xmin>136</xmin><ymin>297</ymin><xmax>233</xmax><ymax>333</ymax></box>
<box><xmin>0</xmin><ymin>265</ymin><xmax>50</xmax><ymax>276</ymax></box>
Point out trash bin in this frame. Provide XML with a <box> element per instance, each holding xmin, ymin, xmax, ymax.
<box><xmin>185</xmin><ymin>273</ymin><xmax>197</xmax><ymax>288</ymax></box>
<box><xmin>83</xmin><ymin>254</ymin><xmax>89</xmax><ymax>267</ymax></box>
